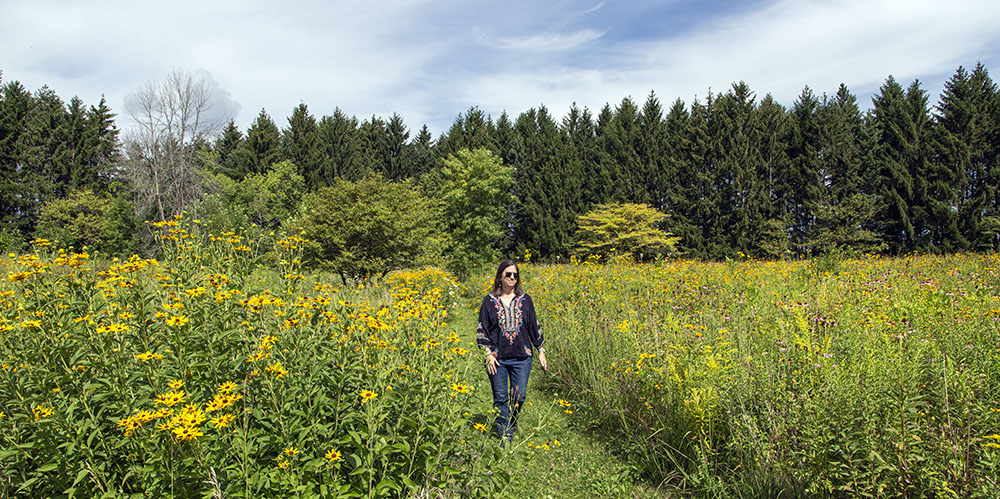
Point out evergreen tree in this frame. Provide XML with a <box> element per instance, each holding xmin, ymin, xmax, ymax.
<box><xmin>436</xmin><ymin>107</ymin><xmax>497</xmax><ymax>158</ymax></box>
<box><xmin>686</xmin><ymin>94</ymin><xmax>723</xmax><ymax>258</ymax></box>
<box><xmin>214</xmin><ymin>120</ymin><xmax>248</xmax><ymax>179</ymax></box>
<box><xmin>406</xmin><ymin>124</ymin><xmax>436</xmax><ymax>179</ymax></box>
<box><xmin>512</xmin><ymin>106</ymin><xmax>580</xmax><ymax>258</ymax></box>
<box><xmin>317</xmin><ymin>109</ymin><xmax>367</xmax><ymax>182</ymax></box>
<box><xmin>638</xmin><ymin>92</ymin><xmax>666</xmax><ymax>208</ymax></box>
<box><xmin>358</xmin><ymin>115</ymin><xmax>388</xmax><ymax>177</ymax></box>
<box><xmin>383</xmin><ymin>113</ymin><xmax>410</xmax><ymax>179</ymax></box>
<box><xmin>932</xmin><ymin>64</ymin><xmax>1000</xmax><ymax>250</ymax></box>
<box><xmin>242</xmin><ymin>109</ymin><xmax>282</xmax><ymax>177</ymax></box>
<box><xmin>814</xmin><ymin>84</ymin><xmax>883</xmax><ymax>254</ymax></box>
<box><xmin>0</xmin><ymin>79</ymin><xmax>35</xmax><ymax>237</ymax></box>
<box><xmin>871</xmin><ymin>76</ymin><xmax>918</xmax><ymax>253</ymax></box>
<box><xmin>561</xmin><ymin>103</ymin><xmax>603</xmax><ymax>209</ymax></box>
<box><xmin>785</xmin><ymin>86</ymin><xmax>825</xmax><ymax>252</ymax></box>
<box><xmin>661</xmin><ymin>98</ymin><xmax>701</xmax><ymax>256</ymax></box>
<box><xmin>83</xmin><ymin>96</ymin><xmax>118</xmax><ymax>187</ymax></box>
<box><xmin>281</xmin><ymin>103</ymin><xmax>323</xmax><ymax>188</ymax></box>
<box><xmin>710</xmin><ymin>83</ymin><xmax>770</xmax><ymax>257</ymax></box>
<box><xmin>599</xmin><ymin>97</ymin><xmax>643</xmax><ymax>203</ymax></box>
<box><xmin>820</xmin><ymin>84</ymin><xmax>866</xmax><ymax>200</ymax></box>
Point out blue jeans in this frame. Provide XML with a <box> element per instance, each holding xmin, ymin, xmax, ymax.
<box><xmin>488</xmin><ymin>357</ymin><xmax>532</xmax><ymax>440</ymax></box>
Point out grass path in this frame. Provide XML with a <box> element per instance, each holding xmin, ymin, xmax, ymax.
<box><xmin>452</xmin><ymin>305</ymin><xmax>673</xmax><ymax>498</ymax></box>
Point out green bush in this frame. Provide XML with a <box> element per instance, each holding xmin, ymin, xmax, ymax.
<box><xmin>291</xmin><ymin>176</ymin><xmax>446</xmax><ymax>283</ymax></box>
<box><xmin>34</xmin><ymin>189</ymin><xmax>138</xmax><ymax>256</ymax></box>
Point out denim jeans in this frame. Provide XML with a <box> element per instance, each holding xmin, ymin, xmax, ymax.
<box><xmin>488</xmin><ymin>356</ymin><xmax>532</xmax><ymax>440</ymax></box>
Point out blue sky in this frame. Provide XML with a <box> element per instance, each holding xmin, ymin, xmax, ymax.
<box><xmin>2</xmin><ymin>0</ymin><xmax>999</xmax><ymax>137</ymax></box>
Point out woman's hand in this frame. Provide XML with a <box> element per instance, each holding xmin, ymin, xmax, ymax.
<box><xmin>538</xmin><ymin>351</ymin><xmax>547</xmax><ymax>372</ymax></box>
<box><xmin>485</xmin><ymin>353</ymin><xmax>499</xmax><ymax>376</ymax></box>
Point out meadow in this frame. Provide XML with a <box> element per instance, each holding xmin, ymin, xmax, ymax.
<box><xmin>2</xmin><ymin>218</ymin><xmax>999</xmax><ymax>497</ymax></box>
<box><xmin>528</xmin><ymin>252</ymin><xmax>1000</xmax><ymax>497</ymax></box>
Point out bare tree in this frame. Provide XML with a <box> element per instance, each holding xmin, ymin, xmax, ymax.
<box><xmin>123</xmin><ymin>69</ymin><xmax>233</xmax><ymax>221</ymax></box>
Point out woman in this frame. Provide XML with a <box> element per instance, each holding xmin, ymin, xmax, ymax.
<box><xmin>476</xmin><ymin>259</ymin><xmax>547</xmax><ymax>441</ymax></box>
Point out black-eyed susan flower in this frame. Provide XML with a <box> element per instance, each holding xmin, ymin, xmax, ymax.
<box><xmin>325</xmin><ymin>448</ymin><xmax>342</xmax><ymax>462</ymax></box>
<box><xmin>360</xmin><ymin>390</ymin><xmax>378</xmax><ymax>402</ymax></box>
<box><xmin>155</xmin><ymin>390</ymin><xmax>186</xmax><ymax>407</ymax></box>
<box><xmin>210</xmin><ymin>414</ymin><xmax>235</xmax><ymax>429</ymax></box>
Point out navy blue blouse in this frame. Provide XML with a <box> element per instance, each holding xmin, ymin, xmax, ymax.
<box><xmin>476</xmin><ymin>293</ymin><xmax>544</xmax><ymax>359</ymax></box>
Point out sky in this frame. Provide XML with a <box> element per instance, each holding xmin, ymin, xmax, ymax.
<box><xmin>3</xmin><ymin>0</ymin><xmax>999</xmax><ymax>137</ymax></box>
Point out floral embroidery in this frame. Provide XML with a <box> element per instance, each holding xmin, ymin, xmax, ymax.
<box><xmin>490</xmin><ymin>295</ymin><xmax>524</xmax><ymax>345</ymax></box>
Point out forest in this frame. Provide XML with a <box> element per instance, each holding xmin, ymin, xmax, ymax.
<box><xmin>1</xmin><ymin>63</ymin><xmax>998</xmax><ymax>266</ymax></box>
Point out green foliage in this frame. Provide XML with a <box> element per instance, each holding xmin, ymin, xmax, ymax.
<box><xmin>292</xmin><ymin>176</ymin><xmax>446</xmax><ymax>282</ymax></box>
<box><xmin>237</xmin><ymin>160</ymin><xmax>305</xmax><ymax>229</ymax></box>
<box><xmin>808</xmin><ymin>193</ymin><xmax>887</xmax><ymax>255</ymax></box>
<box><xmin>427</xmin><ymin>148</ymin><xmax>515</xmax><ymax>279</ymax></box>
<box><xmin>34</xmin><ymin>189</ymin><xmax>138</xmax><ymax>256</ymax></box>
<box><xmin>0</xmin><ymin>224</ymin><xmax>504</xmax><ymax>497</ymax></box>
<box><xmin>573</xmin><ymin>203</ymin><xmax>679</xmax><ymax>261</ymax></box>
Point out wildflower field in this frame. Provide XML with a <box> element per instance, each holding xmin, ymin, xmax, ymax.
<box><xmin>3</xmin><ymin>218</ymin><xmax>1000</xmax><ymax>498</ymax></box>
<box><xmin>0</xmin><ymin>218</ymin><xmax>507</xmax><ymax>498</ymax></box>
<box><xmin>530</xmin><ymin>254</ymin><xmax>1000</xmax><ymax>496</ymax></box>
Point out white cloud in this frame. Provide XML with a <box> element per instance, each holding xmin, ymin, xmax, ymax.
<box><xmin>485</xmin><ymin>29</ymin><xmax>606</xmax><ymax>52</ymax></box>
<box><xmin>2</xmin><ymin>0</ymin><xmax>998</xmax><ymax>136</ymax></box>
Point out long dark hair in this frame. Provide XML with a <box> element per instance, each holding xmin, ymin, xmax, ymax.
<box><xmin>490</xmin><ymin>259</ymin><xmax>523</xmax><ymax>296</ymax></box>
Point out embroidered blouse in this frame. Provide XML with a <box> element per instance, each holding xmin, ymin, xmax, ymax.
<box><xmin>476</xmin><ymin>292</ymin><xmax>544</xmax><ymax>359</ymax></box>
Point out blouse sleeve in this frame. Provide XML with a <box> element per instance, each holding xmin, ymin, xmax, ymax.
<box><xmin>525</xmin><ymin>295</ymin><xmax>544</xmax><ymax>349</ymax></box>
<box><xmin>476</xmin><ymin>295</ymin><xmax>497</xmax><ymax>354</ymax></box>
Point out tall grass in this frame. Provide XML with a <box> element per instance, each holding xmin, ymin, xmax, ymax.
<box><xmin>531</xmin><ymin>254</ymin><xmax>1000</xmax><ymax>497</ymax></box>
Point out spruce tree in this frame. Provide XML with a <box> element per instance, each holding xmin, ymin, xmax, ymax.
<box><xmin>282</xmin><ymin>103</ymin><xmax>322</xmax><ymax>188</ymax></box>
<box><xmin>785</xmin><ymin>86</ymin><xmax>825</xmax><ymax>252</ymax></box>
<box><xmin>871</xmin><ymin>76</ymin><xmax>918</xmax><ymax>253</ymax></box>
<box><xmin>512</xmin><ymin>107</ymin><xmax>580</xmax><ymax>259</ymax></box>
<box><xmin>383</xmin><ymin>113</ymin><xmax>410</xmax><ymax>179</ymax></box>
<box><xmin>932</xmin><ymin>64</ymin><xmax>1000</xmax><ymax>250</ymax></box>
<box><xmin>661</xmin><ymin>98</ymin><xmax>701</xmax><ymax>256</ymax></box>
<box><xmin>317</xmin><ymin>109</ymin><xmax>366</xmax><ymax>182</ymax></box>
<box><xmin>242</xmin><ymin>109</ymin><xmax>282</xmax><ymax>177</ymax></box>
<box><xmin>215</xmin><ymin>120</ymin><xmax>248</xmax><ymax>180</ymax></box>
<box><xmin>0</xmin><ymin>80</ymin><xmax>35</xmax><ymax>237</ymax></box>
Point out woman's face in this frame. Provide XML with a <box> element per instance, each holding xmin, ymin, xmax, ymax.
<box><xmin>501</xmin><ymin>265</ymin><xmax>518</xmax><ymax>287</ymax></box>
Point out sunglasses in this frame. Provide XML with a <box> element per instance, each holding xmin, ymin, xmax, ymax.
<box><xmin>504</xmin><ymin>272</ymin><xmax>518</xmax><ymax>278</ymax></box>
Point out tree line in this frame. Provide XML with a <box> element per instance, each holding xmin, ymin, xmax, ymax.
<box><xmin>1</xmin><ymin>63</ymin><xmax>998</xmax><ymax>262</ymax></box>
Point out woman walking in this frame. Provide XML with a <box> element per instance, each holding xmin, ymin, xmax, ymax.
<box><xmin>476</xmin><ymin>259</ymin><xmax>547</xmax><ymax>441</ymax></box>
